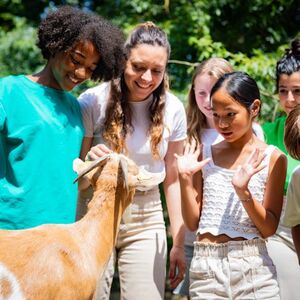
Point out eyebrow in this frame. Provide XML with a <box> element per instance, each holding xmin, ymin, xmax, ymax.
<box><xmin>279</xmin><ymin>84</ymin><xmax>300</xmax><ymax>87</ymax></box>
<box><xmin>131</xmin><ymin>59</ymin><xmax>165</xmax><ymax>69</ymax></box>
<box><xmin>73</xmin><ymin>50</ymin><xmax>98</xmax><ymax>66</ymax></box>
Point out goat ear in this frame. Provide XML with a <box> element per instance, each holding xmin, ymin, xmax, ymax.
<box><xmin>73</xmin><ymin>155</ymin><xmax>110</xmax><ymax>183</ymax></box>
<box><xmin>119</xmin><ymin>156</ymin><xmax>129</xmax><ymax>191</ymax></box>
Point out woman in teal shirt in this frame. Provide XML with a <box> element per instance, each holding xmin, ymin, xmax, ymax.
<box><xmin>263</xmin><ymin>37</ymin><xmax>300</xmax><ymax>300</ymax></box>
<box><xmin>0</xmin><ymin>6</ymin><xmax>124</xmax><ymax>229</ymax></box>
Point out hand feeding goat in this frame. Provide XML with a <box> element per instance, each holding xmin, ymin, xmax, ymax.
<box><xmin>0</xmin><ymin>153</ymin><xmax>160</xmax><ymax>300</ymax></box>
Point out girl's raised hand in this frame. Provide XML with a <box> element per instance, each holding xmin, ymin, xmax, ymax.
<box><xmin>175</xmin><ymin>140</ymin><xmax>210</xmax><ymax>177</ymax></box>
<box><xmin>232</xmin><ymin>148</ymin><xmax>266</xmax><ymax>190</ymax></box>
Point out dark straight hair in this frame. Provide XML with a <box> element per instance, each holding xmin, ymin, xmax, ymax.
<box><xmin>210</xmin><ymin>71</ymin><xmax>260</xmax><ymax>111</ymax></box>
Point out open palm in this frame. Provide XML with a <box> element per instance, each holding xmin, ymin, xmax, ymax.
<box><xmin>175</xmin><ymin>141</ymin><xmax>210</xmax><ymax>176</ymax></box>
<box><xmin>232</xmin><ymin>148</ymin><xmax>266</xmax><ymax>190</ymax></box>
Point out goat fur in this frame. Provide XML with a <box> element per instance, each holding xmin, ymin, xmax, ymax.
<box><xmin>0</xmin><ymin>153</ymin><xmax>158</xmax><ymax>300</ymax></box>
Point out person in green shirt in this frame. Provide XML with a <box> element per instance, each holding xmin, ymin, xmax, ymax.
<box><xmin>263</xmin><ymin>36</ymin><xmax>300</xmax><ymax>300</ymax></box>
<box><xmin>0</xmin><ymin>5</ymin><xmax>124</xmax><ymax>229</ymax></box>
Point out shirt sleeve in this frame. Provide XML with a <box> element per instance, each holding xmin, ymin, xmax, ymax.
<box><xmin>168</xmin><ymin>95</ymin><xmax>187</xmax><ymax>142</ymax></box>
<box><xmin>0</xmin><ymin>101</ymin><xmax>6</xmax><ymax>131</ymax></box>
<box><xmin>78</xmin><ymin>89</ymin><xmax>101</xmax><ymax>138</ymax></box>
<box><xmin>283</xmin><ymin>167</ymin><xmax>300</xmax><ymax>227</ymax></box>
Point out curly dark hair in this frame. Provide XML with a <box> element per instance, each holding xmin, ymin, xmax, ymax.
<box><xmin>37</xmin><ymin>5</ymin><xmax>125</xmax><ymax>81</ymax></box>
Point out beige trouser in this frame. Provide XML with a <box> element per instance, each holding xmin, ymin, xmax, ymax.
<box><xmin>267</xmin><ymin>236</ymin><xmax>300</xmax><ymax>300</ymax></box>
<box><xmin>190</xmin><ymin>239</ymin><xmax>280</xmax><ymax>300</ymax></box>
<box><xmin>94</xmin><ymin>188</ymin><xmax>167</xmax><ymax>300</ymax></box>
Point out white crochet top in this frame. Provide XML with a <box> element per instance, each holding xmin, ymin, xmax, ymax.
<box><xmin>197</xmin><ymin>144</ymin><xmax>276</xmax><ymax>239</ymax></box>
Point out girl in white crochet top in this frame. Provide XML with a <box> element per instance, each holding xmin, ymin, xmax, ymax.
<box><xmin>176</xmin><ymin>71</ymin><xmax>287</xmax><ymax>299</ymax></box>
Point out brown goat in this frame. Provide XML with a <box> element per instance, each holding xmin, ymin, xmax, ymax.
<box><xmin>0</xmin><ymin>153</ymin><xmax>159</xmax><ymax>300</ymax></box>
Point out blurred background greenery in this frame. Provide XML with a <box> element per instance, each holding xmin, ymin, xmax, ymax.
<box><xmin>1</xmin><ymin>0</ymin><xmax>299</xmax><ymax>122</ymax></box>
<box><xmin>0</xmin><ymin>1</ymin><xmax>299</xmax><ymax>298</ymax></box>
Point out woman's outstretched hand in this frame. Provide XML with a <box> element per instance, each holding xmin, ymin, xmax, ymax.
<box><xmin>175</xmin><ymin>140</ymin><xmax>210</xmax><ymax>177</ymax></box>
<box><xmin>232</xmin><ymin>148</ymin><xmax>266</xmax><ymax>191</ymax></box>
<box><xmin>85</xmin><ymin>144</ymin><xmax>112</xmax><ymax>161</ymax></box>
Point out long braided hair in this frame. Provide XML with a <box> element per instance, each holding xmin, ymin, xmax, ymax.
<box><xmin>103</xmin><ymin>22</ymin><xmax>170</xmax><ymax>159</ymax></box>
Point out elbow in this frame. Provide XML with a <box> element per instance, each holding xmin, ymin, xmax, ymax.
<box><xmin>261</xmin><ymin>211</ymin><xmax>280</xmax><ymax>238</ymax></box>
<box><xmin>261</xmin><ymin>228</ymin><xmax>276</xmax><ymax>239</ymax></box>
<box><xmin>183</xmin><ymin>216</ymin><xmax>198</xmax><ymax>232</ymax></box>
<box><xmin>185</xmin><ymin>223</ymin><xmax>197</xmax><ymax>232</ymax></box>
<box><xmin>260</xmin><ymin>223</ymin><xmax>278</xmax><ymax>238</ymax></box>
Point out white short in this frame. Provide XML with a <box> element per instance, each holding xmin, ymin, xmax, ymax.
<box><xmin>190</xmin><ymin>239</ymin><xmax>280</xmax><ymax>300</ymax></box>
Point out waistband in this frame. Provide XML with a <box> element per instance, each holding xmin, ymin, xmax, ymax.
<box><xmin>134</xmin><ymin>186</ymin><xmax>160</xmax><ymax>196</ymax></box>
<box><xmin>193</xmin><ymin>238</ymin><xmax>267</xmax><ymax>258</ymax></box>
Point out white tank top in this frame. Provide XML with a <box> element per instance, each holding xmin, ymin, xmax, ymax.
<box><xmin>197</xmin><ymin>144</ymin><xmax>276</xmax><ymax>239</ymax></box>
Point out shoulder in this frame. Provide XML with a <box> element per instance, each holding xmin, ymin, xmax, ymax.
<box><xmin>164</xmin><ymin>91</ymin><xmax>187</xmax><ymax>140</ymax></box>
<box><xmin>268</xmin><ymin>145</ymin><xmax>287</xmax><ymax>171</ymax></box>
<box><xmin>0</xmin><ymin>75</ymin><xmax>23</xmax><ymax>94</ymax></box>
<box><xmin>165</xmin><ymin>91</ymin><xmax>185</xmax><ymax>111</ymax></box>
<box><xmin>291</xmin><ymin>165</ymin><xmax>300</xmax><ymax>180</ymax></box>
<box><xmin>78</xmin><ymin>82</ymin><xmax>110</xmax><ymax>108</ymax></box>
<box><xmin>164</xmin><ymin>91</ymin><xmax>186</xmax><ymax>119</ymax></box>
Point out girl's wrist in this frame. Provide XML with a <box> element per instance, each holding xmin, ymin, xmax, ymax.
<box><xmin>178</xmin><ymin>172</ymin><xmax>193</xmax><ymax>182</ymax></box>
<box><xmin>235</xmin><ymin>188</ymin><xmax>253</xmax><ymax>203</ymax></box>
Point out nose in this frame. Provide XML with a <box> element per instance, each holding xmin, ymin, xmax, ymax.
<box><xmin>204</xmin><ymin>96</ymin><xmax>211</xmax><ymax>106</ymax></box>
<box><xmin>218</xmin><ymin>117</ymin><xmax>229</xmax><ymax>128</ymax></box>
<box><xmin>75</xmin><ymin>67</ymin><xmax>90</xmax><ymax>80</ymax></box>
<box><xmin>287</xmin><ymin>90</ymin><xmax>295</xmax><ymax>102</ymax></box>
<box><xmin>141</xmin><ymin>69</ymin><xmax>152</xmax><ymax>82</ymax></box>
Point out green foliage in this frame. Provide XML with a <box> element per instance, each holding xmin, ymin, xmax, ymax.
<box><xmin>0</xmin><ymin>0</ymin><xmax>299</xmax><ymax>122</ymax></box>
<box><xmin>0</xmin><ymin>17</ymin><xmax>44</xmax><ymax>76</ymax></box>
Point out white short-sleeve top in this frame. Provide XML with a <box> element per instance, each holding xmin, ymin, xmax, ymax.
<box><xmin>283</xmin><ymin>165</ymin><xmax>300</xmax><ymax>228</ymax></box>
<box><xmin>79</xmin><ymin>82</ymin><xmax>187</xmax><ymax>183</ymax></box>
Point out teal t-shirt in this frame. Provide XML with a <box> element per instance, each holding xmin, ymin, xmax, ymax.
<box><xmin>263</xmin><ymin>116</ymin><xmax>300</xmax><ymax>194</ymax></box>
<box><xmin>0</xmin><ymin>75</ymin><xmax>84</xmax><ymax>229</ymax></box>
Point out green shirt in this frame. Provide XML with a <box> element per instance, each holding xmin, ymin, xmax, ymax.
<box><xmin>0</xmin><ymin>75</ymin><xmax>84</xmax><ymax>229</ymax></box>
<box><xmin>263</xmin><ymin>116</ymin><xmax>300</xmax><ymax>194</ymax></box>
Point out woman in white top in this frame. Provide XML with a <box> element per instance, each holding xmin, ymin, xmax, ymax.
<box><xmin>176</xmin><ymin>72</ymin><xmax>286</xmax><ymax>299</ymax></box>
<box><xmin>78</xmin><ymin>22</ymin><xmax>187</xmax><ymax>300</ymax></box>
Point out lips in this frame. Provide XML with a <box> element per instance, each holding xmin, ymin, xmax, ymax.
<box><xmin>68</xmin><ymin>75</ymin><xmax>82</xmax><ymax>85</ymax></box>
<box><xmin>285</xmin><ymin>105</ymin><xmax>296</xmax><ymax>111</ymax></box>
<box><xmin>135</xmin><ymin>82</ymin><xmax>151</xmax><ymax>89</ymax></box>
<box><xmin>221</xmin><ymin>131</ymin><xmax>233</xmax><ymax>138</ymax></box>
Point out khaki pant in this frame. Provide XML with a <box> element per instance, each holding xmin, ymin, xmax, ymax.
<box><xmin>190</xmin><ymin>239</ymin><xmax>280</xmax><ymax>300</ymax></box>
<box><xmin>94</xmin><ymin>188</ymin><xmax>167</xmax><ymax>300</ymax></box>
<box><xmin>267</xmin><ymin>237</ymin><xmax>300</xmax><ymax>300</ymax></box>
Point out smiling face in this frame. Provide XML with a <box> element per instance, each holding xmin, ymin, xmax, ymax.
<box><xmin>211</xmin><ymin>87</ymin><xmax>254</xmax><ymax>142</ymax></box>
<box><xmin>49</xmin><ymin>40</ymin><xmax>100</xmax><ymax>91</ymax></box>
<box><xmin>278</xmin><ymin>72</ymin><xmax>300</xmax><ymax>114</ymax></box>
<box><xmin>194</xmin><ymin>73</ymin><xmax>218</xmax><ymax>127</ymax></box>
<box><xmin>124</xmin><ymin>44</ymin><xmax>168</xmax><ymax>102</ymax></box>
